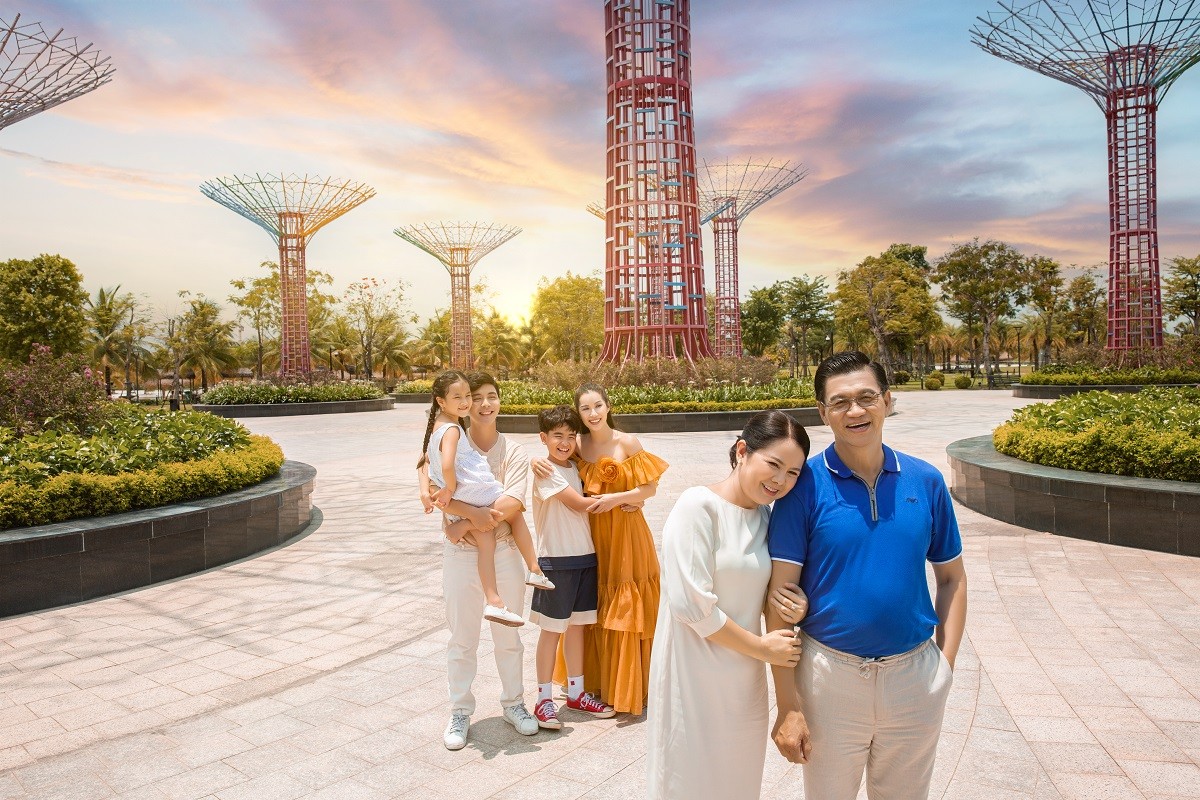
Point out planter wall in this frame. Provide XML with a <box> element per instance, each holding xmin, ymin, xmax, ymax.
<box><xmin>497</xmin><ymin>407</ymin><xmax>822</xmax><ymax>434</ymax></box>
<box><xmin>391</xmin><ymin>393</ymin><xmax>432</xmax><ymax>404</ymax></box>
<box><xmin>0</xmin><ymin>461</ymin><xmax>316</xmax><ymax>617</ymax></box>
<box><xmin>1012</xmin><ymin>383</ymin><xmax>1196</xmax><ymax>399</ymax></box>
<box><xmin>948</xmin><ymin>436</ymin><xmax>1199</xmax><ymax>557</ymax></box>
<box><xmin>195</xmin><ymin>397</ymin><xmax>394</xmax><ymax>417</ymax></box>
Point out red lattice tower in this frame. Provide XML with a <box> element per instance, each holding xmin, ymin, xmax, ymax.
<box><xmin>972</xmin><ymin>1</ymin><xmax>1200</xmax><ymax>351</ymax></box>
<box><xmin>394</xmin><ymin>223</ymin><xmax>521</xmax><ymax>371</ymax></box>
<box><xmin>201</xmin><ymin>174</ymin><xmax>376</xmax><ymax>376</ymax></box>
<box><xmin>698</xmin><ymin>159</ymin><xmax>808</xmax><ymax>359</ymax></box>
<box><xmin>1</xmin><ymin>13</ymin><xmax>113</xmax><ymax>131</ymax></box>
<box><xmin>601</xmin><ymin>0</ymin><xmax>712</xmax><ymax>362</ymax></box>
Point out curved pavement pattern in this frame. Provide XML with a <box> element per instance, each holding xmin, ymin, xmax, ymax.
<box><xmin>0</xmin><ymin>391</ymin><xmax>1197</xmax><ymax>799</ymax></box>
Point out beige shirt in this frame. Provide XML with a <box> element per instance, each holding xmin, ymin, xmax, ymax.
<box><xmin>532</xmin><ymin>462</ymin><xmax>595</xmax><ymax>560</ymax></box>
<box><xmin>443</xmin><ymin>431</ymin><xmax>529</xmax><ymax>542</ymax></box>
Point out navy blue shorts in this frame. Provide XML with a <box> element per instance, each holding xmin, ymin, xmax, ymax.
<box><xmin>530</xmin><ymin>564</ymin><xmax>599</xmax><ymax>633</ymax></box>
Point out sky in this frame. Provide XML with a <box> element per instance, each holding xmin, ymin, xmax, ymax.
<box><xmin>2</xmin><ymin>0</ymin><xmax>1199</xmax><ymax>330</ymax></box>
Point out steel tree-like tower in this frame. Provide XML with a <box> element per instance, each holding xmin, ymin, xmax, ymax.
<box><xmin>972</xmin><ymin>1</ymin><xmax>1200</xmax><ymax>351</ymax></box>
<box><xmin>601</xmin><ymin>0</ymin><xmax>712</xmax><ymax>362</ymax></box>
<box><xmin>394</xmin><ymin>222</ymin><xmax>521</xmax><ymax>371</ymax></box>
<box><xmin>201</xmin><ymin>174</ymin><xmax>376</xmax><ymax>376</ymax></box>
<box><xmin>698</xmin><ymin>159</ymin><xmax>808</xmax><ymax>358</ymax></box>
<box><xmin>1</xmin><ymin>13</ymin><xmax>113</xmax><ymax>131</ymax></box>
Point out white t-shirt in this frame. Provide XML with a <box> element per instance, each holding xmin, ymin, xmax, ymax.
<box><xmin>532</xmin><ymin>462</ymin><xmax>595</xmax><ymax>561</ymax></box>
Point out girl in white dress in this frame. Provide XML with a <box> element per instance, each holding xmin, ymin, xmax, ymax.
<box><xmin>419</xmin><ymin>371</ymin><xmax>551</xmax><ymax>627</ymax></box>
<box><xmin>647</xmin><ymin>410</ymin><xmax>811</xmax><ymax>799</ymax></box>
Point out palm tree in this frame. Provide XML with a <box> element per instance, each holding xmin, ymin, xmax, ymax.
<box><xmin>474</xmin><ymin>311</ymin><xmax>522</xmax><ymax>377</ymax></box>
<box><xmin>175</xmin><ymin>295</ymin><xmax>238</xmax><ymax>391</ymax></box>
<box><xmin>412</xmin><ymin>311</ymin><xmax>451</xmax><ymax>372</ymax></box>
<box><xmin>373</xmin><ymin>326</ymin><xmax>414</xmax><ymax>382</ymax></box>
<box><xmin>85</xmin><ymin>286</ymin><xmax>134</xmax><ymax>396</ymax></box>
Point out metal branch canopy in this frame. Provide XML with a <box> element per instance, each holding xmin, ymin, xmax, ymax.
<box><xmin>200</xmin><ymin>174</ymin><xmax>376</xmax><ymax>376</ymax></box>
<box><xmin>698</xmin><ymin>159</ymin><xmax>808</xmax><ymax>359</ymax></box>
<box><xmin>0</xmin><ymin>12</ymin><xmax>113</xmax><ymax>131</ymax></box>
<box><xmin>394</xmin><ymin>222</ymin><xmax>521</xmax><ymax>371</ymax></box>
<box><xmin>972</xmin><ymin>0</ymin><xmax>1200</xmax><ymax>350</ymax></box>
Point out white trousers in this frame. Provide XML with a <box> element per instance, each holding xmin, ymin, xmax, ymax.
<box><xmin>442</xmin><ymin>537</ymin><xmax>527</xmax><ymax>715</ymax></box>
<box><xmin>798</xmin><ymin>635</ymin><xmax>953</xmax><ymax>800</ymax></box>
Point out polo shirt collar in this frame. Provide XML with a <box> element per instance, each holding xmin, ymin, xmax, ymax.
<box><xmin>821</xmin><ymin>443</ymin><xmax>901</xmax><ymax>478</ymax></box>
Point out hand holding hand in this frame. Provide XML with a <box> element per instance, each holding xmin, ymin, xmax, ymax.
<box><xmin>586</xmin><ymin>494</ymin><xmax>623</xmax><ymax>514</ymax></box>
<box><xmin>432</xmin><ymin>487</ymin><xmax>451</xmax><ymax>510</ymax></box>
<box><xmin>619</xmin><ymin>500</ymin><xmax>644</xmax><ymax>512</ymax></box>
<box><xmin>771</xmin><ymin>582</ymin><xmax>808</xmax><ymax>624</ymax></box>
<box><xmin>759</xmin><ymin>628</ymin><xmax>803</xmax><ymax>667</ymax></box>
<box><xmin>420</xmin><ymin>491</ymin><xmax>434</xmax><ymax>514</ymax></box>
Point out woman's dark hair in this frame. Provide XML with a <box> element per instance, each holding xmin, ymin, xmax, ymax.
<box><xmin>574</xmin><ymin>382</ymin><xmax>618</xmax><ymax>431</ymax></box>
<box><xmin>417</xmin><ymin>370</ymin><xmax>470</xmax><ymax>468</ymax></box>
<box><xmin>813</xmin><ymin>351</ymin><xmax>888</xmax><ymax>402</ymax></box>
<box><xmin>729</xmin><ymin>409</ymin><xmax>811</xmax><ymax>468</ymax></box>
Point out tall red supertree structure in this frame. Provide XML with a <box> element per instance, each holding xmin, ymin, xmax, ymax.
<box><xmin>972</xmin><ymin>1</ymin><xmax>1200</xmax><ymax>351</ymax></box>
<box><xmin>394</xmin><ymin>222</ymin><xmax>521</xmax><ymax>371</ymax></box>
<box><xmin>1</xmin><ymin>13</ymin><xmax>113</xmax><ymax>131</ymax></box>
<box><xmin>698</xmin><ymin>159</ymin><xmax>808</xmax><ymax>358</ymax></box>
<box><xmin>201</xmin><ymin>174</ymin><xmax>376</xmax><ymax>376</ymax></box>
<box><xmin>600</xmin><ymin>0</ymin><xmax>711</xmax><ymax>362</ymax></box>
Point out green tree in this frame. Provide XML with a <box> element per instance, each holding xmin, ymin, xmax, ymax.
<box><xmin>229</xmin><ymin>261</ymin><xmax>338</xmax><ymax>378</ymax></box>
<box><xmin>413</xmin><ymin>312</ymin><xmax>451</xmax><ymax>371</ymax></box>
<box><xmin>934</xmin><ymin>239</ymin><xmax>1028</xmax><ymax>387</ymax></box>
<box><xmin>474</xmin><ymin>310</ymin><xmax>523</xmax><ymax>375</ymax></box>
<box><xmin>834</xmin><ymin>249</ymin><xmax>939</xmax><ymax>380</ymax></box>
<box><xmin>779</xmin><ymin>276</ymin><xmax>832</xmax><ymax>377</ymax></box>
<box><xmin>740</xmin><ymin>284</ymin><xmax>785</xmax><ymax>358</ymax></box>
<box><xmin>174</xmin><ymin>293</ymin><xmax>238</xmax><ymax>391</ymax></box>
<box><xmin>1061</xmin><ymin>271</ymin><xmax>1106</xmax><ymax>347</ymax></box>
<box><xmin>85</xmin><ymin>285</ymin><xmax>136</xmax><ymax>395</ymax></box>
<box><xmin>0</xmin><ymin>254</ymin><xmax>88</xmax><ymax>361</ymax></box>
<box><xmin>529</xmin><ymin>271</ymin><xmax>604</xmax><ymax>361</ymax></box>
<box><xmin>1163</xmin><ymin>254</ymin><xmax>1200</xmax><ymax>335</ymax></box>
<box><xmin>342</xmin><ymin>277</ymin><xmax>406</xmax><ymax>380</ymax></box>
<box><xmin>1024</xmin><ymin>255</ymin><xmax>1064</xmax><ymax>369</ymax></box>
<box><xmin>883</xmin><ymin>242</ymin><xmax>931</xmax><ymax>274</ymax></box>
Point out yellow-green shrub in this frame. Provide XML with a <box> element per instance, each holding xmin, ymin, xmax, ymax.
<box><xmin>501</xmin><ymin>398</ymin><xmax>816</xmax><ymax>416</ymax></box>
<box><xmin>0</xmin><ymin>436</ymin><xmax>284</xmax><ymax>530</ymax></box>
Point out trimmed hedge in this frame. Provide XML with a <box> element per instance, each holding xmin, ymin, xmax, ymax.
<box><xmin>0</xmin><ymin>435</ymin><xmax>284</xmax><ymax>530</ymax></box>
<box><xmin>1020</xmin><ymin>366</ymin><xmax>1200</xmax><ymax>386</ymax></box>
<box><xmin>993</xmin><ymin>388</ymin><xmax>1200</xmax><ymax>482</ymax></box>
<box><xmin>502</xmin><ymin>398</ymin><xmax>816</xmax><ymax>416</ymax></box>
<box><xmin>201</xmin><ymin>381</ymin><xmax>384</xmax><ymax>404</ymax></box>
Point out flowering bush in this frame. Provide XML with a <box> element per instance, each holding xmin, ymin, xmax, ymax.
<box><xmin>0</xmin><ymin>345</ymin><xmax>107</xmax><ymax>436</ymax></box>
<box><xmin>201</xmin><ymin>380</ymin><xmax>384</xmax><ymax>404</ymax></box>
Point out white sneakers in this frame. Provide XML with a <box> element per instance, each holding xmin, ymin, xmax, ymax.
<box><xmin>484</xmin><ymin>604</ymin><xmax>525</xmax><ymax>627</ymax></box>
<box><xmin>443</xmin><ymin>711</ymin><xmax>470</xmax><ymax>750</ymax></box>
<box><xmin>526</xmin><ymin>572</ymin><xmax>555</xmax><ymax>591</ymax></box>
<box><xmin>503</xmin><ymin>703</ymin><xmax>539</xmax><ymax>736</ymax></box>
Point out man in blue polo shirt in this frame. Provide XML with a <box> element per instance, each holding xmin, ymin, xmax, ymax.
<box><xmin>765</xmin><ymin>351</ymin><xmax>967</xmax><ymax>800</ymax></box>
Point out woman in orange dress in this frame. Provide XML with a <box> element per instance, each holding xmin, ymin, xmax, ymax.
<box><xmin>544</xmin><ymin>382</ymin><xmax>668</xmax><ymax>714</ymax></box>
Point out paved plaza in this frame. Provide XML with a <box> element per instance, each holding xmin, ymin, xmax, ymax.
<box><xmin>1</xmin><ymin>391</ymin><xmax>1198</xmax><ymax>799</ymax></box>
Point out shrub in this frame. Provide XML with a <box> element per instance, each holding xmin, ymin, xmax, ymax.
<box><xmin>0</xmin><ymin>435</ymin><xmax>283</xmax><ymax>529</ymax></box>
<box><xmin>201</xmin><ymin>380</ymin><xmax>384</xmax><ymax>404</ymax></box>
<box><xmin>953</xmin><ymin>375</ymin><xmax>973</xmax><ymax>389</ymax></box>
<box><xmin>924</xmin><ymin>377</ymin><xmax>944</xmax><ymax>390</ymax></box>
<box><xmin>0</xmin><ymin>345</ymin><xmax>106</xmax><ymax>436</ymax></box>
<box><xmin>1019</xmin><ymin>366</ymin><xmax>1200</xmax><ymax>386</ymax></box>
<box><xmin>496</xmin><ymin>379</ymin><xmax>814</xmax><ymax>409</ymax></box>
<box><xmin>926</xmin><ymin>370</ymin><xmax>945</xmax><ymax>382</ymax></box>
<box><xmin>530</xmin><ymin>357</ymin><xmax>779</xmax><ymax>390</ymax></box>
<box><xmin>892</xmin><ymin>370</ymin><xmax>911</xmax><ymax>385</ymax></box>
<box><xmin>993</xmin><ymin>388</ymin><xmax>1200</xmax><ymax>482</ymax></box>
<box><xmin>393</xmin><ymin>379</ymin><xmax>433</xmax><ymax>394</ymax></box>
<box><xmin>501</xmin><ymin>398</ymin><xmax>817</xmax><ymax>416</ymax></box>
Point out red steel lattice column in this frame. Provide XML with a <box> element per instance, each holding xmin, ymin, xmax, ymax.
<box><xmin>448</xmin><ymin>246</ymin><xmax>475</xmax><ymax>371</ymax></box>
<box><xmin>1106</xmin><ymin>45</ymin><xmax>1164</xmax><ymax>350</ymax></box>
<box><xmin>711</xmin><ymin>197</ymin><xmax>740</xmax><ymax>358</ymax></box>
<box><xmin>600</xmin><ymin>0</ymin><xmax>712</xmax><ymax>362</ymax></box>
<box><xmin>277</xmin><ymin>211</ymin><xmax>312</xmax><ymax>375</ymax></box>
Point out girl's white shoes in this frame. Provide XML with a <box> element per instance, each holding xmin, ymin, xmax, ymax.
<box><xmin>526</xmin><ymin>573</ymin><xmax>555</xmax><ymax>591</ymax></box>
<box><xmin>484</xmin><ymin>604</ymin><xmax>525</xmax><ymax>627</ymax></box>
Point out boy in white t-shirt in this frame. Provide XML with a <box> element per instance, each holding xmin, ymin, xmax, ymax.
<box><xmin>530</xmin><ymin>406</ymin><xmax>616</xmax><ymax>729</ymax></box>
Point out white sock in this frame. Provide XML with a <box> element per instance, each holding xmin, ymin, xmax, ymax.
<box><xmin>567</xmin><ymin>675</ymin><xmax>584</xmax><ymax>701</ymax></box>
<box><xmin>538</xmin><ymin>682</ymin><xmax>553</xmax><ymax>704</ymax></box>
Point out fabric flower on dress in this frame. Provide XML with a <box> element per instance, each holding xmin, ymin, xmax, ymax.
<box><xmin>594</xmin><ymin>457</ymin><xmax>621</xmax><ymax>484</ymax></box>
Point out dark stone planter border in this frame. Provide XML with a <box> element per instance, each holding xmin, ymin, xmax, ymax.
<box><xmin>1012</xmin><ymin>383</ymin><xmax>1196</xmax><ymax>399</ymax></box>
<box><xmin>497</xmin><ymin>407</ymin><xmax>822</xmax><ymax>434</ymax></box>
<box><xmin>194</xmin><ymin>397</ymin><xmax>394</xmax><ymax>417</ymax></box>
<box><xmin>391</xmin><ymin>393</ymin><xmax>432</xmax><ymax>404</ymax></box>
<box><xmin>948</xmin><ymin>436</ymin><xmax>1199</xmax><ymax>557</ymax></box>
<box><xmin>0</xmin><ymin>460</ymin><xmax>317</xmax><ymax>618</ymax></box>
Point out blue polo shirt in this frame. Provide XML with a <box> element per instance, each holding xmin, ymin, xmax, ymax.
<box><xmin>767</xmin><ymin>443</ymin><xmax>962</xmax><ymax>658</ymax></box>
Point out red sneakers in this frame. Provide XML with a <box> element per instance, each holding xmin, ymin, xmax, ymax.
<box><xmin>565</xmin><ymin>692</ymin><xmax>616</xmax><ymax>718</ymax></box>
<box><xmin>534</xmin><ymin>698</ymin><xmax>562</xmax><ymax>730</ymax></box>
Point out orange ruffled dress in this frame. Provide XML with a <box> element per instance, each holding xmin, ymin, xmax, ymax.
<box><xmin>556</xmin><ymin>450</ymin><xmax>668</xmax><ymax>714</ymax></box>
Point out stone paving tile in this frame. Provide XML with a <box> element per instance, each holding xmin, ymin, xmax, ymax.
<box><xmin>0</xmin><ymin>392</ymin><xmax>1198</xmax><ymax>798</ymax></box>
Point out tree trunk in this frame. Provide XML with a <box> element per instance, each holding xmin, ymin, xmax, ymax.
<box><xmin>981</xmin><ymin>318</ymin><xmax>994</xmax><ymax>388</ymax></box>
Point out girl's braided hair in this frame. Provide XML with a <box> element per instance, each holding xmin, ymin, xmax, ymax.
<box><xmin>417</xmin><ymin>370</ymin><xmax>471</xmax><ymax>469</ymax></box>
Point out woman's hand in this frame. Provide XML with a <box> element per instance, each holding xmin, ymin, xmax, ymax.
<box><xmin>529</xmin><ymin>456</ymin><xmax>554</xmax><ymax>479</ymax></box>
<box><xmin>586</xmin><ymin>494</ymin><xmax>624</xmax><ymax>514</ymax></box>
<box><xmin>759</xmin><ymin>629</ymin><xmax>803</xmax><ymax>667</ymax></box>
<box><xmin>770</xmin><ymin>582</ymin><xmax>808</xmax><ymax>625</ymax></box>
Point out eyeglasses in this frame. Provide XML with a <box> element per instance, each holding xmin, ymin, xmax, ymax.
<box><xmin>820</xmin><ymin>390</ymin><xmax>884</xmax><ymax>415</ymax></box>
